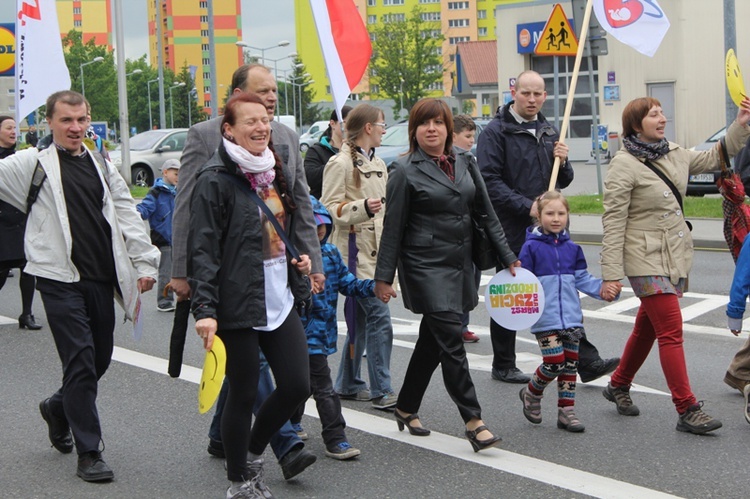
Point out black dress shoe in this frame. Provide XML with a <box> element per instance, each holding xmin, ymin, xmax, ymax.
<box><xmin>39</xmin><ymin>398</ymin><xmax>74</xmax><ymax>454</ymax></box>
<box><xmin>279</xmin><ymin>447</ymin><xmax>317</xmax><ymax>480</ymax></box>
<box><xmin>465</xmin><ymin>425</ymin><xmax>502</xmax><ymax>452</ymax></box>
<box><xmin>579</xmin><ymin>357</ymin><xmax>620</xmax><ymax>383</ymax></box>
<box><xmin>19</xmin><ymin>314</ymin><xmax>43</xmax><ymax>330</ymax></box>
<box><xmin>491</xmin><ymin>367</ymin><xmax>531</xmax><ymax>384</ymax></box>
<box><xmin>77</xmin><ymin>451</ymin><xmax>114</xmax><ymax>482</ymax></box>
<box><xmin>207</xmin><ymin>438</ymin><xmax>225</xmax><ymax>458</ymax></box>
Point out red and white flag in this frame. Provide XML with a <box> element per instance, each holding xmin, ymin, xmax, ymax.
<box><xmin>592</xmin><ymin>0</ymin><xmax>670</xmax><ymax>57</ymax></box>
<box><xmin>310</xmin><ymin>0</ymin><xmax>371</xmax><ymax>121</ymax></box>
<box><xmin>15</xmin><ymin>0</ymin><xmax>71</xmax><ymax>121</ymax></box>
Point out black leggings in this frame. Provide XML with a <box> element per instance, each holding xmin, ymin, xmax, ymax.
<box><xmin>0</xmin><ymin>263</ymin><xmax>36</xmax><ymax>316</ymax></box>
<box><xmin>219</xmin><ymin>310</ymin><xmax>310</xmax><ymax>482</ymax></box>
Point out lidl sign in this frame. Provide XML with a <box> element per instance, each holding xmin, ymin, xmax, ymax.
<box><xmin>0</xmin><ymin>23</ymin><xmax>15</xmax><ymax>77</ymax></box>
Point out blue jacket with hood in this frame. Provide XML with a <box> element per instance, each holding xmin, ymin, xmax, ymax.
<box><xmin>136</xmin><ymin>178</ymin><xmax>175</xmax><ymax>246</ymax></box>
<box><xmin>518</xmin><ymin>226</ymin><xmax>606</xmax><ymax>334</ymax></box>
<box><xmin>301</xmin><ymin>196</ymin><xmax>375</xmax><ymax>356</ymax></box>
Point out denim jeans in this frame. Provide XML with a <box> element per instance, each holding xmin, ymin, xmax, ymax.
<box><xmin>335</xmin><ymin>296</ymin><xmax>394</xmax><ymax>398</ymax></box>
<box><xmin>209</xmin><ymin>353</ymin><xmax>302</xmax><ymax>462</ymax></box>
<box><xmin>157</xmin><ymin>246</ymin><xmax>174</xmax><ymax>308</ymax></box>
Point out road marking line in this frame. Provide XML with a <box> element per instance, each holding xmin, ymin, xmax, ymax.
<box><xmin>111</xmin><ymin>346</ymin><xmax>680</xmax><ymax>499</ymax></box>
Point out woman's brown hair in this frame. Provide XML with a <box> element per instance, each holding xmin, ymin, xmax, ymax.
<box><xmin>407</xmin><ymin>98</ymin><xmax>453</xmax><ymax>156</ymax></box>
<box><xmin>343</xmin><ymin>103</ymin><xmax>383</xmax><ymax>189</ymax></box>
<box><xmin>621</xmin><ymin>97</ymin><xmax>662</xmax><ymax>138</ymax></box>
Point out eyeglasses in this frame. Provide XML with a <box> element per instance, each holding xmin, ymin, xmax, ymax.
<box><xmin>372</xmin><ymin>122</ymin><xmax>387</xmax><ymax>129</ymax></box>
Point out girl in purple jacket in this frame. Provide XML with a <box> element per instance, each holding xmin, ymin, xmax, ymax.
<box><xmin>517</xmin><ymin>191</ymin><xmax>620</xmax><ymax>432</ymax></box>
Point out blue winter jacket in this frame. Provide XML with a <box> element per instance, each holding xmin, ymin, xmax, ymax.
<box><xmin>727</xmin><ymin>235</ymin><xmax>750</xmax><ymax>330</ymax></box>
<box><xmin>136</xmin><ymin>178</ymin><xmax>175</xmax><ymax>246</ymax></box>
<box><xmin>518</xmin><ymin>227</ymin><xmax>605</xmax><ymax>333</ymax></box>
<box><xmin>301</xmin><ymin>197</ymin><xmax>375</xmax><ymax>356</ymax></box>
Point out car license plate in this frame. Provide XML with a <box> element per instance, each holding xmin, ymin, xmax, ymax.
<box><xmin>689</xmin><ymin>173</ymin><xmax>714</xmax><ymax>183</ymax></box>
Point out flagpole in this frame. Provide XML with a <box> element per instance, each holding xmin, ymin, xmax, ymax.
<box><xmin>548</xmin><ymin>0</ymin><xmax>593</xmax><ymax>191</ymax></box>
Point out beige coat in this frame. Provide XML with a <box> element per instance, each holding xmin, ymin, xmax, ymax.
<box><xmin>601</xmin><ymin>121</ymin><xmax>750</xmax><ymax>284</ymax></box>
<box><xmin>321</xmin><ymin>142</ymin><xmax>388</xmax><ymax>279</ymax></box>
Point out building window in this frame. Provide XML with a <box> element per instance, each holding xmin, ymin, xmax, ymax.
<box><xmin>419</xmin><ymin>0</ymin><xmax>440</xmax><ymax>3</ymax></box>
<box><xmin>367</xmin><ymin>0</ymin><xmax>376</xmax><ymax>5</ymax></box>
<box><xmin>201</xmin><ymin>43</ymin><xmax>209</xmax><ymax>51</ymax></box>
<box><xmin>421</xmin><ymin>30</ymin><xmax>441</xmax><ymax>38</ymax></box>
<box><xmin>478</xmin><ymin>27</ymin><xmax>487</xmax><ymax>37</ymax></box>
<box><xmin>478</xmin><ymin>10</ymin><xmax>486</xmax><ymax>19</ymax></box>
<box><xmin>426</xmin><ymin>81</ymin><xmax>444</xmax><ymax>91</ymax></box>
<box><xmin>382</xmin><ymin>13</ymin><xmax>405</xmax><ymax>23</ymax></box>
<box><xmin>368</xmin><ymin>15</ymin><xmax>377</xmax><ymax>24</ymax></box>
<box><xmin>73</xmin><ymin>7</ymin><xmax>81</xmax><ymax>14</ymax></box>
<box><xmin>201</xmin><ymin>29</ymin><xmax>209</xmax><ymax>37</ymax></box>
<box><xmin>202</xmin><ymin>58</ymin><xmax>210</xmax><ymax>65</ymax></box>
<box><xmin>203</xmin><ymin>72</ymin><xmax>211</xmax><ymax>80</ymax></box>
<box><xmin>199</xmin><ymin>1</ymin><xmax>207</xmax><ymax>8</ymax></box>
<box><xmin>449</xmin><ymin>54</ymin><xmax>455</xmax><ymax>62</ymax></box>
<box><xmin>383</xmin><ymin>0</ymin><xmax>404</xmax><ymax>5</ymax></box>
<box><xmin>326</xmin><ymin>85</ymin><xmax>331</xmax><ymax>95</ymax></box>
<box><xmin>370</xmin><ymin>33</ymin><xmax>377</xmax><ymax>42</ymax></box>
<box><xmin>73</xmin><ymin>20</ymin><xmax>82</xmax><ymax>27</ymax></box>
<box><xmin>204</xmin><ymin>99</ymin><xmax>211</xmax><ymax>107</ymax></box>
<box><xmin>448</xmin><ymin>19</ymin><xmax>470</xmax><ymax>28</ymax></box>
<box><xmin>447</xmin><ymin>2</ymin><xmax>469</xmax><ymax>10</ymax></box>
<box><xmin>532</xmin><ymin>55</ymin><xmax>599</xmax><ymax>139</ymax></box>
<box><xmin>421</xmin><ymin>12</ymin><xmax>441</xmax><ymax>21</ymax></box>
<box><xmin>200</xmin><ymin>15</ymin><xmax>208</xmax><ymax>23</ymax></box>
<box><xmin>371</xmin><ymin>84</ymin><xmax>380</xmax><ymax>94</ymax></box>
<box><xmin>204</xmin><ymin>86</ymin><xmax>211</xmax><ymax>93</ymax></box>
<box><xmin>449</xmin><ymin>36</ymin><xmax>470</xmax><ymax>44</ymax></box>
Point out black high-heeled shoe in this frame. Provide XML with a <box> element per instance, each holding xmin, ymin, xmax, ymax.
<box><xmin>19</xmin><ymin>314</ymin><xmax>43</xmax><ymax>330</ymax></box>
<box><xmin>395</xmin><ymin>411</ymin><xmax>431</xmax><ymax>436</ymax></box>
<box><xmin>465</xmin><ymin>425</ymin><xmax>501</xmax><ymax>452</ymax></box>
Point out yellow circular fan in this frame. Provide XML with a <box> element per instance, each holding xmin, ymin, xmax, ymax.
<box><xmin>198</xmin><ymin>335</ymin><xmax>226</xmax><ymax>414</ymax></box>
<box><xmin>726</xmin><ymin>49</ymin><xmax>747</xmax><ymax>107</ymax></box>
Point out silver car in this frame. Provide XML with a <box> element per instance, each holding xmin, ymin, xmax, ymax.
<box><xmin>110</xmin><ymin>128</ymin><xmax>188</xmax><ymax>187</ymax></box>
<box><xmin>687</xmin><ymin>127</ymin><xmax>726</xmax><ymax>196</ymax></box>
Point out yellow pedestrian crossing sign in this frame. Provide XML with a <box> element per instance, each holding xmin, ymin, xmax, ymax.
<box><xmin>534</xmin><ymin>3</ymin><xmax>578</xmax><ymax>56</ymax></box>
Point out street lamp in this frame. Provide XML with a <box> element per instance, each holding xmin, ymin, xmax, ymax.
<box><xmin>126</xmin><ymin>69</ymin><xmax>143</xmax><ymax>78</ymax></box>
<box><xmin>168</xmin><ymin>82</ymin><xmax>186</xmax><ymax>128</ymax></box>
<box><xmin>235</xmin><ymin>40</ymin><xmax>290</xmax><ymax>66</ymax></box>
<box><xmin>147</xmin><ymin>78</ymin><xmax>159</xmax><ymax>130</ymax></box>
<box><xmin>278</xmin><ymin>64</ymin><xmax>304</xmax><ymax>116</ymax></box>
<box><xmin>288</xmin><ymin>75</ymin><xmax>313</xmax><ymax>131</ymax></box>
<box><xmin>187</xmin><ymin>87</ymin><xmax>197</xmax><ymax>127</ymax></box>
<box><xmin>79</xmin><ymin>56</ymin><xmax>104</xmax><ymax>99</ymax></box>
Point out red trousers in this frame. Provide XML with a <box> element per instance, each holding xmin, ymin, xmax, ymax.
<box><xmin>611</xmin><ymin>293</ymin><xmax>697</xmax><ymax>413</ymax></box>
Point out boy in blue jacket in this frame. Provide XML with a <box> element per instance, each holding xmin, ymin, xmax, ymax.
<box><xmin>292</xmin><ymin>196</ymin><xmax>375</xmax><ymax>460</ymax></box>
<box><xmin>726</xmin><ymin>234</ymin><xmax>750</xmax><ymax>424</ymax></box>
<box><xmin>137</xmin><ymin>159</ymin><xmax>179</xmax><ymax>311</ymax></box>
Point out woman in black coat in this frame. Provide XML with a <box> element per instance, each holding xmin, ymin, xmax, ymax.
<box><xmin>188</xmin><ymin>94</ymin><xmax>311</xmax><ymax>499</ymax></box>
<box><xmin>374</xmin><ymin>99</ymin><xmax>519</xmax><ymax>452</ymax></box>
<box><xmin>0</xmin><ymin>115</ymin><xmax>41</xmax><ymax>330</ymax></box>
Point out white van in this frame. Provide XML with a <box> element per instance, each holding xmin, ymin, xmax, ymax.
<box><xmin>299</xmin><ymin>120</ymin><xmax>330</xmax><ymax>152</ymax></box>
<box><xmin>274</xmin><ymin>115</ymin><xmax>297</xmax><ymax>132</ymax></box>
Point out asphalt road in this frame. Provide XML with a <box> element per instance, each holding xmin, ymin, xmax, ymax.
<box><xmin>0</xmin><ymin>246</ymin><xmax>747</xmax><ymax>499</ymax></box>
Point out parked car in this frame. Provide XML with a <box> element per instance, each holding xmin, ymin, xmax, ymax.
<box><xmin>299</xmin><ymin>129</ymin><xmax>325</xmax><ymax>153</ymax></box>
<box><xmin>110</xmin><ymin>128</ymin><xmax>188</xmax><ymax>187</ymax></box>
<box><xmin>299</xmin><ymin>120</ymin><xmax>329</xmax><ymax>152</ymax></box>
<box><xmin>687</xmin><ymin>126</ymin><xmax>726</xmax><ymax>196</ymax></box>
<box><xmin>377</xmin><ymin>119</ymin><xmax>490</xmax><ymax>168</ymax></box>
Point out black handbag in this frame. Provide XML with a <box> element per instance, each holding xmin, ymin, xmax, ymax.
<box><xmin>472</xmin><ymin>211</ymin><xmax>497</xmax><ymax>270</ymax></box>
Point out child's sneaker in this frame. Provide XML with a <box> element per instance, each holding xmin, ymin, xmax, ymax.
<box><xmin>676</xmin><ymin>402</ymin><xmax>722</xmax><ymax>434</ymax></box>
<box><xmin>519</xmin><ymin>386</ymin><xmax>542</xmax><ymax>424</ymax></box>
<box><xmin>557</xmin><ymin>406</ymin><xmax>585</xmax><ymax>432</ymax></box>
<box><xmin>291</xmin><ymin>423</ymin><xmax>308</xmax><ymax>440</ymax></box>
<box><xmin>324</xmin><ymin>441</ymin><xmax>361</xmax><ymax>460</ymax></box>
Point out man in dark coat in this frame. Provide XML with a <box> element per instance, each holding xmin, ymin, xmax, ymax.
<box><xmin>477</xmin><ymin>70</ymin><xmax>619</xmax><ymax>384</ymax></box>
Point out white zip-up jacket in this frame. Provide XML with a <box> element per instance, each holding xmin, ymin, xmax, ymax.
<box><xmin>0</xmin><ymin>146</ymin><xmax>159</xmax><ymax>320</ymax></box>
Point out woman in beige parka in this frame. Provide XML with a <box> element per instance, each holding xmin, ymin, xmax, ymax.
<box><xmin>600</xmin><ymin>96</ymin><xmax>750</xmax><ymax>435</ymax></box>
<box><xmin>321</xmin><ymin>104</ymin><xmax>397</xmax><ymax>409</ymax></box>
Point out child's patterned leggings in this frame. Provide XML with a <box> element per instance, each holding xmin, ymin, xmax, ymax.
<box><xmin>528</xmin><ymin>333</ymin><xmax>580</xmax><ymax>407</ymax></box>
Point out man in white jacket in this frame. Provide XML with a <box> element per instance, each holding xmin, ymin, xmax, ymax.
<box><xmin>0</xmin><ymin>91</ymin><xmax>159</xmax><ymax>483</ymax></box>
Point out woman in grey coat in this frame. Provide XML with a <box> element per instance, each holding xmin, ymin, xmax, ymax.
<box><xmin>374</xmin><ymin>98</ymin><xmax>519</xmax><ymax>451</ymax></box>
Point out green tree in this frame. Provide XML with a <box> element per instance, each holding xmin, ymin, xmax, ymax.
<box><xmin>368</xmin><ymin>7</ymin><xmax>445</xmax><ymax>119</ymax></box>
<box><xmin>62</xmin><ymin>30</ymin><xmax>118</xmax><ymax>124</ymax></box>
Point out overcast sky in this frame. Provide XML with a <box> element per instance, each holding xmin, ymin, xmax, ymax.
<box><xmin>4</xmin><ymin>0</ymin><xmax>297</xmax><ymax>61</ymax></box>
